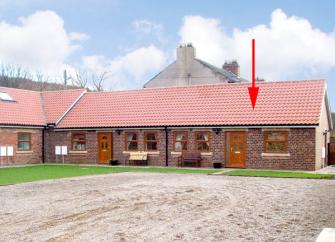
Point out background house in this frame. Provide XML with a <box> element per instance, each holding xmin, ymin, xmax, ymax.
<box><xmin>143</xmin><ymin>44</ymin><xmax>247</xmax><ymax>88</ymax></box>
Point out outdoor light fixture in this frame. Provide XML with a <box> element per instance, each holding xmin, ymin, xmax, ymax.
<box><xmin>116</xmin><ymin>130</ymin><xmax>122</xmax><ymax>135</ymax></box>
<box><xmin>213</xmin><ymin>128</ymin><xmax>221</xmax><ymax>135</ymax></box>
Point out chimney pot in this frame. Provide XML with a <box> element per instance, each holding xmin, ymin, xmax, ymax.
<box><xmin>222</xmin><ymin>61</ymin><xmax>240</xmax><ymax>76</ymax></box>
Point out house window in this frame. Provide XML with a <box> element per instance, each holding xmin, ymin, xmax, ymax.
<box><xmin>196</xmin><ymin>131</ymin><xmax>210</xmax><ymax>151</ymax></box>
<box><xmin>17</xmin><ymin>133</ymin><xmax>31</xmax><ymax>150</ymax></box>
<box><xmin>71</xmin><ymin>133</ymin><xmax>86</xmax><ymax>151</ymax></box>
<box><xmin>264</xmin><ymin>131</ymin><xmax>288</xmax><ymax>153</ymax></box>
<box><xmin>174</xmin><ymin>131</ymin><xmax>188</xmax><ymax>151</ymax></box>
<box><xmin>145</xmin><ymin>132</ymin><xmax>158</xmax><ymax>151</ymax></box>
<box><xmin>126</xmin><ymin>132</ymin><xmax>138</xmax><ymax>151</ymax></box>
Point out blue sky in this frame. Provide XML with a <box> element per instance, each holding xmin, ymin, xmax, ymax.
<box><xmin>0</xmin><ymin>0</ymin><xmax>334</xmax><ymax>109</ymax></box>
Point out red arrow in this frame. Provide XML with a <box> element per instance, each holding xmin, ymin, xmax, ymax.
<box><xmin>248</xmin><ymin>39</ymin><xmax>259</xmax><ymax>110</ymax></box>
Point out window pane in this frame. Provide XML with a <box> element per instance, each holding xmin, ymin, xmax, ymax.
<box><xmin>18</xmin><ymin>141</ymin><xmax>30</xmax><ymax>150</ymax></box>
<box><xmin>267</xmin><ymin>132</ymin><xmax>286</xmax><ymax>141</ymax></box>
<box><xmin>197</xmin><ymin>133</ymin><xmax>209</xmax><ymax>141</ymax></box>
<box><xmin>19</xmin><ymin>133</ymin><xmax>30</xmax><ymax>141</ymax></box>
<box><xmin>176</xmin><ymin>133</ymin><xmax>186</xmax><ymax>141</ymax></box>
<box><xmin>197</xmin><ymin>141</ymin><xmax>209</xmax><ymax>151</ymax></box>
<box><xmin>73</xmin><ymin>142</ymin><xmax>86</xmax><ymax>151</ymax></box>
<box><xmin>146</xmin><ymin>141</ymin><xmax>157</xmax><ymax>150</ymax></box>
<box><xmin>127</xmin><ymin>141</ymin><xmax>138</xmax><ymax>150</ymax></box>
<box><xmin>175</xmin><ymin>141</ymin><xmax>187</xmax><ymax>151</ymax></box>
<box><xmin>146</xmin><ymin>133</ymin><xmax>156</xmax><ymax>141</ymax></box>
<box><xmin>127</xmin><ymin>133</ymin><xmax>137</xmax><ymax>141</ymax></box>
<box><xmin>266</xmin><ymin>142</ymin><xmax>286</xmax><ymax>152</ymax></box>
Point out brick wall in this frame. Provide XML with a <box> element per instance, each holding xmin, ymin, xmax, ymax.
<box><xmin>247</xmin><ymin>128</ymin><xmax>316</xmax><ymax>170</ymax></box>
<box><xmin>44</xmin><ymin>129</ymin><xmax>98</xmax><ymax>164</ymax></box>
<box><xmin>43</xmin><ymin>127</ymin><xmax>318</xmax><ymax>170</ymax></box>
<box><xmin>0</xmin><ymin>127</ymin><xmax>42</xmax><ymax>165</ymax></box>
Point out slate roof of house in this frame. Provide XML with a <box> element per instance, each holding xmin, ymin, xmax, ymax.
<box><xmin>196</xmin><ymin>59</ymin><xmax>248</xmax><ymax>82</ymax></box>
<box><xmin>57</xmin><ymin>80</ymin><xmax>326</xmax><ymax>128</ymax></box>
<box><xmin>0</xmin><ymin>87</ymin><xmax>85</xmax><ymax>126</ymax></box>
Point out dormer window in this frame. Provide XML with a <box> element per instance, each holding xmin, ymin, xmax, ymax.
<box><xmin>0</xmin><ymin>92</ymin><xmax>15</xmax><ymax>102</ymax></box>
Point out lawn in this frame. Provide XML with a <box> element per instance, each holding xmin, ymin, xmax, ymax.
<box><xmin>0</xmin><ymin>164</ymin><xmax>218</xmax><ymax>185</ymax></box>
<box><xmin>223</xmin><ymin>169</ymin><xmax>335</xmax><ymax>179</ymax></box>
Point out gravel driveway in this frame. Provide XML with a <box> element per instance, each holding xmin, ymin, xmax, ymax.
<box><xmin>0</xmin><ymin>173</ymin><xmax>334</xmax><ymax>242</ymax></box>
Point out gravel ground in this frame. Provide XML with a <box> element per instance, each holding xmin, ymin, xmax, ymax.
<box><xmin>0</xmin><ymin>173</ymin><xmax>334</xmax><ymax>242</ymax></box>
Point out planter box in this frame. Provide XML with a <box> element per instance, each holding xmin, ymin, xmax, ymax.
<box><xmin>109</xmin><ymin>160</ymin><xmax>119</xmax><ymax>166</ymax></box>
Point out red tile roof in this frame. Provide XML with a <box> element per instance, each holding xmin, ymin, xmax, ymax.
<box><xmin>0</xmin><ymin>87</ymin><xmax>85</xmax><ymax>126</ymax></box>
<box><xmin>0</xmin><ymin>87</ymin><xmax>45</xmax><ymax>126</ymax></box>
<box><xmin>41</xmin><ymin>89</ymin><xmax>86</xmax><ymax>124</ymax></box>
<box><xmin>57</xmin><ymin>80</ymin><xmax>326</xmax><ymax>128</ymax></box>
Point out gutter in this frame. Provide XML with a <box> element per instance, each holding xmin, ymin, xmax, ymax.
<box><xmin>165</xmin><ymin>127</ymin><xmax>169</xmax><ymax>166</ymax></box>
<box><xmin>53</xmin><ymin>124</ymin><xmax>318</xmax><ymax>131</ymax></box>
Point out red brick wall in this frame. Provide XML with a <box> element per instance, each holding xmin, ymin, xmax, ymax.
<box><xmin>247</xmin><ymin>128</ymin><xmax>316</xmax><ymax>170</ymax></box>
<box><xmin>44</xmin><ymin>129</ymin><xmax>98</xmax><ymax>164</ymax></box>
<box><xmin>0</xmin><ymin>127</ymin><xmax>42</xmax><ymax>165</ymax></box>
<box><xmin>43</xmin><ymin>128</ymin><xmax>317</xmax><ymax>170</ymax></box>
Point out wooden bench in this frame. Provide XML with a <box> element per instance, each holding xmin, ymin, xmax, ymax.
<box><xmin>128</xmin><ymin>151</ymin><xmax>148</xmax><ymax>166</ymax></box>
<box><xmin>178</xmin><ymin>151</ymin><xmax>202</xmax><ymax>167</ymax></box>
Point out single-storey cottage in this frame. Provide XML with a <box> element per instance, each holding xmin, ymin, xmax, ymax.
<box><xmin>0</xmin><ymin>80</ymin><xmax>333</xmax><ymax>170</ymax></box>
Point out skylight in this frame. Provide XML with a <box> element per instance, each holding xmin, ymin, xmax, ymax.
<box><xmin>0</xmin><ymin>92</ymin><xmax>15</xmax><ymax>102</ymax></box>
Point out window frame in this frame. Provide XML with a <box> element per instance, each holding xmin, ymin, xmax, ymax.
<box><xmin>144</xmin><ymin>131</ymin><xmax>158</xmax><ymax>151</ymax></box>
<box><xmin>125</xmin><ymin>131</ymin><xmax>139</xmax><ymax>151</ymax></box>
<box><xmin>263</xmin><ymin>131</ymin><xmax>289</xmax><ymax>154</ymax></box>
<box><xmin>71</xmin><ymin>132</ymin><xmax>87</xmax><ymax>151</ymax></box>
<box><xmin>17</xmin><ymin>132</ymin><xmax>32</xmax><ymax>151</ymax></box>
<box><xmin>173</xmin><ymin>131</ymin><xmax>188</xmax><ymax>152</ymax></box>
<box><xmin>195</xmin><ymin>131</ymin><xmax>211</xmax><ymax>152</ymax></box>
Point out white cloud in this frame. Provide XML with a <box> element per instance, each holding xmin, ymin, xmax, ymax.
<box><xmin>82</xmin><ymin>45</ymin><xmax>166</xmax><ymax>90</ymax></box>
<box><xmin>0</xmin><ymin>10</ymin><xmax>87</xmax><ymax>77</ymax></box>
<box><xmin>132</xmin><ymin>19</ymin><xmax>162</xmax><ymax>34</ymax></box>
<box><xmin>179</xmin><ymin>9</ymin><xmax>335</xmax><ymax>80</ymax></box>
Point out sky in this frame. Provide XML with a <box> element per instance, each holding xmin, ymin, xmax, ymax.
<box><xmin>0</xmin><ymin>0</ymin><xmax>334</xmax><ymax>109</ymax></box>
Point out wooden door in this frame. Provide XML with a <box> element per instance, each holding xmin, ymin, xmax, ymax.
<box><xmin>330</xmin><ymin>143</ymin><xmax>335</xmax><ymax>166</ymax></box>
<box><xmin>98</xmin><ymin>132</ymin><xmax>112</xmax><ymax>164</ymax></box>
<box><xmin>225</xmin><ymin>131</ymin><xmax>246</xmax><ymax>168</ymax></box>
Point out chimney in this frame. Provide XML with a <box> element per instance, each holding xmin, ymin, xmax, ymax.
<box><xmin>222</xmin><ymin>61</ymin><xmax>240</xmax><ymax>76</ymax></box>
<box><xmin>176</xmin><ymin>43</ymin><xmax>195</xmax><ymax>64</ymax></box>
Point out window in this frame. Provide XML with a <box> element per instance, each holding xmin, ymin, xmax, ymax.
<box><xmin>71</xmin><ymin>133</ymin><xmax>86</xmax><ymax>151</ymax></box>
<box><xmin>264</xmin><ymin>131</ymin><xmax>288</xmax><ymax>153</ymax></box>
<box><xmin>195</xmin><ymin>131</ymin><xmax>210</xmax><ymax>151</ymax></box>
<box><xmin>126</xmin><ymin>132</ymin><xmax>138</xmax><ymax>151</ymax></box>
<box><xmin>145</xmin><ymin>132</ymin><xmax>158</xmax><ymax>151</ymax></box>
<box><xmin>17</xmin><ymin>133</ymin><xmax>31</xmax><ymax>150</ymax></box>
<box><xmin>0</xmin><ymin>92</ymin><xmax>15</xmax><ymax>102</ymax></box>
<box><xmin>174</xmin><ymin>131</ymin><xmax>188</xmax><ymax>151</ymax></box>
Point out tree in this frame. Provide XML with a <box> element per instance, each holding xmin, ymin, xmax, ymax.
<box><xmin>92</xmin><ymin>71</ymin><xmax>108</xmax><ymax>91</ymax></box>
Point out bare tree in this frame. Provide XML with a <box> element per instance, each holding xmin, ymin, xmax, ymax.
<box><xmin>92</xmin><ymin>71</ymin><xmax>108</xmax><ymax>91</ymax></box>
<box><xmin>72</xmin><ymin>69</ymin><xmax>89</xmax><ymax>88</ymax></box>
<box><xmin>0</xmin><ymin>64</ymin><xmax>31</xmax><ymax>88</ymax></box>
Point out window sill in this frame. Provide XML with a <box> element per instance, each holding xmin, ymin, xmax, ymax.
<box><xmin>123</xmin><ymin>151</ymin><xmax>160</xmax><ymax>155</ymax></box>
<box><xmin>69</xmin><ymin>150</ymin><xmax>87</xmax><ymax>154</ymax></box>
<box><xmin>201</xmin><ymin>152</ymin><xmax>213</xmax><ymax>156</ymax></box>
<box><xmin>171</xmin><ymin>151</ymin><xmax>182</xmax><ymax>156</ymax></box>
<box><xmin>16</xmin><ymin>150</ymin><xmax>33</xmax><ymax>154</ymax></box>
<box><xmin>261</xmin><ymin>153</ymin><xmax>290</xmax><ymax>157</ymax></box>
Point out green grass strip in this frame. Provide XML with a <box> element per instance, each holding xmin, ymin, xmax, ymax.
<box><xmin>0</xmin><ymin>164</ymin><xmax>217</xmax><ymax>185</ymax></box>
<box><xmin>223</xmin><ymin>169</ymin><xmax>335</xmax><ymax>179</ymax></box>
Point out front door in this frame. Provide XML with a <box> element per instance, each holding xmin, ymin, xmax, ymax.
<box><xmin>98</xmin><ymin>132</ymin><xmax>112</xmax><ymax>164</ymax></box>
<box><xmin>225</xmin><ymin>131</ymin><xmax>246</xmax><ymax>168</ymax></box>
